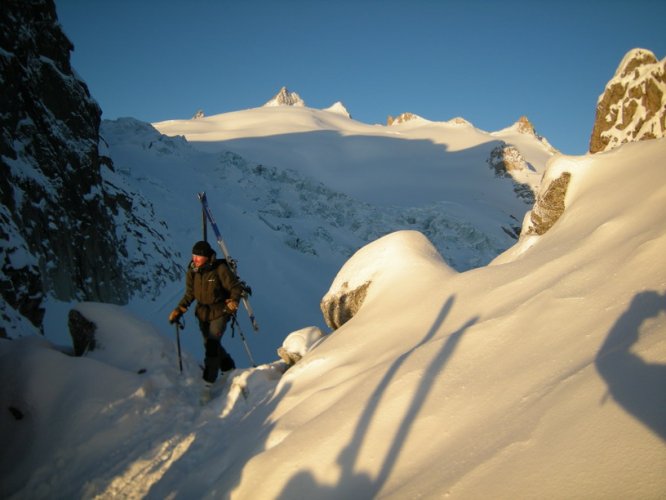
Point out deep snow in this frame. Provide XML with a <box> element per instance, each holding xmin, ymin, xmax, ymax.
<box><xmin>1</xmin><ymin>136</ymin><xmax>664</xmax><ymax>498</ymax></box>
<box><xmin>35</xmin><ymin>104</ymin><xmax>554</xmax><ymax>369</ymax></box>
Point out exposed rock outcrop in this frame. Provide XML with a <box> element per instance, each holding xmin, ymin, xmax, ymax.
<box><xmin>320</xmin><ymin>281</ymin><xmax>371</xmax><ymax>330</ymax></box>
<box><xmin>68</xmin><ymin>309</ymin><xmax>97</xmax><ymax>356</ymax></box>
<box><xmin>524</xmin><ymin>172</ymin><xmax>571</xmax><ymax>235</ymax></box>
<box><xmin>590</xmin><ymin>48</ymin><xmax>665</xmax><ymax>153</ymax></box>
<box><xmin>488</xmin><ymin>144</ymin><xmax>530</xmax><ymax>174</ymax></box>
<box><xmin>487</xmin><ymin>143</ymin><xmax>535</xmax><ymax>204</ymax></box>
<box><xmin>264</xmin><ymin>86</ymin><xmax>305</xmax><ymax>107</ymax></box>
<box><xmin>515</xmin><ymin>115</ymin><xmax>536</xmax><ymax>135</ymax></box>
<box><xmin>387</xmin><ymin>112</ymin><xmax>423</xmax><ymax>125</ymax></box>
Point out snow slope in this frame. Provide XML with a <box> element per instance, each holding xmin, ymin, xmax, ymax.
<box><xmin>51</xmin><ymin>104</ymin><xmax>554</xmax><ymax>368</ymax></box>
<box><xmin>153</xmin><ymin>105</ymin><xmax>550</xmax><ymax>208</ymax></box>
<box><xmin>2</xmin><ymin>138</ymin><xmax>664</xmax><ymax>499</ymax></box>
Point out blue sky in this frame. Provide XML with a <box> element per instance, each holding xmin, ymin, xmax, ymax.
<box><xmin>55</xmin><ymin>0</ymin><xmax>665</xmax><ymax>155</ymax></box>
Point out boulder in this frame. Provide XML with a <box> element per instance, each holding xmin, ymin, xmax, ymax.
<box><xmin>320</xmin><ymin>281</ymin><xmax>371</xmax><ymax>331</ymax></box>
<box><xmin>68</xmin><ymin>309</ymin><xmax>97</xmax><ymax>356</ymax></box>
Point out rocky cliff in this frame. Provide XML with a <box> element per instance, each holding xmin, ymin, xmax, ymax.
<box><xmin>589</xmin><ymin>48</ymin><xmax>665</xmax><ymax>153</ymax></box>
<box><xmin>0</xmin><ymin>0</ymin><xmax>179</xmax><ymax>337</ymax></box>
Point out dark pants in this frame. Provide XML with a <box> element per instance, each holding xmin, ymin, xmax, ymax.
<box><xmin>199</xmin><ymin>316</ymin><xmax>235</xmax><ymax>383</ymax></box>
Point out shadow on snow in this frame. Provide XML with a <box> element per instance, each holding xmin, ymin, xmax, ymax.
<box><xmin>278</xmin><ymin>294</ymin><xmax>479</xmax><ymax>499</ymax></box>
<box><xmin>595</xmin><ymin>290</ymin><xmax>666</xmax><ymax>441</ymax></box>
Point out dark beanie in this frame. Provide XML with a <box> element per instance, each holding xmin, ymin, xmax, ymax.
<box><xmin>192</xmin><ymin>240</ymin><xmax>213</xmax><ymax>257</ymax></box>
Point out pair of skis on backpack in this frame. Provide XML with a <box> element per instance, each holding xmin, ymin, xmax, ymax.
<box><xmin>198</xmin><ymin>192</ymin><xmax>259</xmax><ymax>368</ymax></box>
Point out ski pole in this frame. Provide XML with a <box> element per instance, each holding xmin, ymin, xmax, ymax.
<box><xmin>231</xmin><ymin>314</ymin><xmax>257</xmax><ymax>367</ymax></box>
<box><xmin>202</xmin><ymin>199</ymin><xmax>208</xmax><ymax>242</ymax></box>
<box><xmin>175</xmin><ymin>320</ymin><xmax>184</xmax><ymax>373</ymax></box>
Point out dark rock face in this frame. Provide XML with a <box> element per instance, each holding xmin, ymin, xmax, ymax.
<box><xmin>0</xmin><ymin>0</ymin><xmax>127</xmax><ymax>334</ymax></box>
<box><xmin>0</xmin><ymin>1</ymin><xmax>172</xmax><ymax>337</ymax></box>
<box><xmin>68</xmin><ymin>308</ymin><xmax>97</xmax><ymax>356</ymax></box>
<box><xmin>590</xmin><ymin>48</ymin><xmax>665</xmax><ymax>153</ymax></box>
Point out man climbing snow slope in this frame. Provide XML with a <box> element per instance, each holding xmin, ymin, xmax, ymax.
<box><xmin>169</xmin><ymin>240</ymin><xmax>243</xmax><ymax>383</ymax></box>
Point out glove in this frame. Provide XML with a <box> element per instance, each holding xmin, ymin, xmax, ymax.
<box><xmin>169</xmin><ymin>306</ymin><xmax>187</xmax><ymax>324</ymax></box>
<box><xmin>225</xmin><ymin>299</ymin><xmax>239</xmax><ymax>313</ymax></box>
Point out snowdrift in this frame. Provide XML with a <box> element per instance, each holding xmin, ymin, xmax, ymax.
<box><xmin>94</xmin><ymin>106</ymin><xmax>554</xmax><ymax>366</ymax></box>
<box><xmin>229</xmin><ymin>139</ymin><xmax>666</xmax><ymax>498</ymax></box>
<box><xmin>1</xmin><ymin>139</ymin><xmax>665</xmax><ymax>498</ymax></box>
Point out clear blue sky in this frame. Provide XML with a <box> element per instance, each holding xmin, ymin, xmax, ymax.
<box><xmin>55</xmin><ymin>0</ymin><xmax>665</xmax><ymax>155</ymax></box>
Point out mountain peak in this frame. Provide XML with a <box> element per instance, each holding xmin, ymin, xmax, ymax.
<box><xmin>447</xmin><ymin>117</ymin><xmax>473</xmax><ymax>126</ymax></box>
<box><xmin>614</xmin><ymin>48</ymin><xmax>659</xmax><ymax>79</ymax></box>
<box><xmin>264</xmin><ymin>86</ymin><xmax>305</xmax><ymax>107</ymax></box>
<box><xmin>590</xmin><ymin>48</ymin><xmax>665</xmax><ymax>153</ymax></box>
<box><xmin>515</xmin><ymin>115</ymin><xmax>536</xmax><ymax>135</ymax></box>
<box><xmin>323</xmin><ymin>101</ymin><xmax>351</xmax><ymax>118</ymax></box>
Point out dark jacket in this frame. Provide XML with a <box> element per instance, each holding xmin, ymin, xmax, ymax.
<box><xmin>178</xmin><ymin>254</ymin><xmax>243</xmax><ymax>322</ymax></box>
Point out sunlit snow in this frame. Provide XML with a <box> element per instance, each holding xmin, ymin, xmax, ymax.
<box><xmin>1</xmin><ymin>105</ymin><xmax>664</xmax><ymax>498</ymax></box>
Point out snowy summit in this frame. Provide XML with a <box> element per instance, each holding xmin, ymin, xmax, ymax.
<box><xmin>323</xmin><ymin>100</ymin><xmax>351</xmax><ymax>118</ymax></box>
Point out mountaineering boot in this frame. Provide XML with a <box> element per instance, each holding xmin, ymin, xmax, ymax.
<box><xmin>200</xmin><ymin>382</ymin><xmax>212</xmax><ymax>405</ymax></box>
<box><xmin>220</xmin><ymin>346</ymin><xmax>236</xmax><ymax>373</ymax></box>
<box><xmin>203</xmin><ymin>338</ymin><xmax>222</xmax><ymax>383</ymax></box>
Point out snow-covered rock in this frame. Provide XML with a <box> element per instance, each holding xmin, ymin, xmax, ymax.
<box><xmin>0</xmin><ymin>3</ymin><xmax>182</xmax><ymax>338</ymax></box>
<box><xmin>70</xmin><ymin>302</ymin><xmax>177</xmax><ymax>373</ymax></box>
<box><xmin>263</xmin><ymin>86</ymin><xmax>305</xmax><ymax>107</ymax></box>
<box><xmin>523</xmin><ymin>170</ymin><xmax>571</xmax><ymax>236</ymax></box>
<box><xmin>0</xmin><ymin>0</ymin><xmax>125</xmax><ymax>334</ymax></box>
<box><xmin>487</xmin><ymin>143</ymin><xmax>535</xmax><ymax>204</ymax></box>
<box><xmin>386</xmin><ymin>112</ymin><xmax>427</xmax><ymax>125</ymax></box>
<box><xmin>492</xmin><ymin>115</ymin><xmax>559</xmax><ymax>154</ymax></box>
<box><xmin>590</xmin><ymin>48</ymin><xmax>666</xmax><ymax>153</ymax></box>
<box><xmin>447</xmin><ymin>116</ymin><xmax>473</xmax><ymax>126</ymax></box>
<box><xmin>321</xmin><ymin>231</ymin><xmax>456</xmax><ymax>330</ymax></box>
<box><xmin>277</xmin><ymin>326</ymin><xmax>325</xmax><ymax>365</ymax></box>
